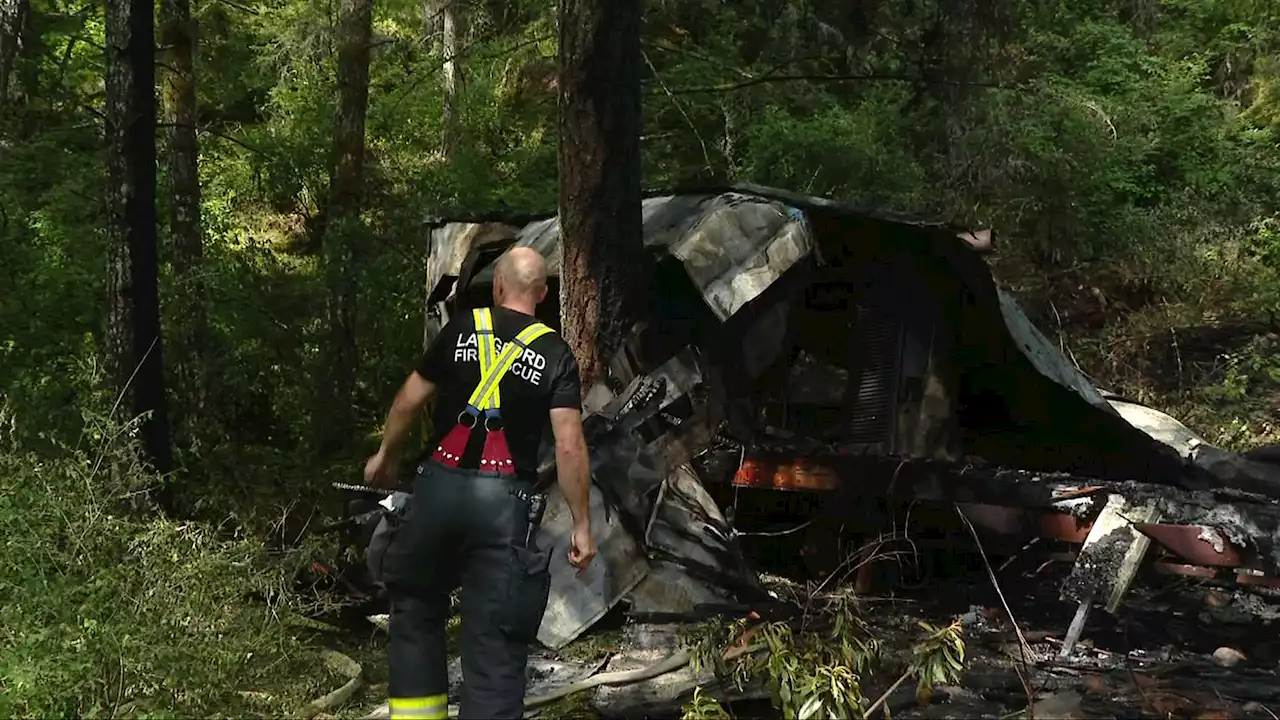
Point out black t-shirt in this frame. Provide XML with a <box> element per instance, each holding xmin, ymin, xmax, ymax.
<box><xmin>415</xmin><ymin>306</ymin><xmax>582</xmax><ymax>480</ymax></box>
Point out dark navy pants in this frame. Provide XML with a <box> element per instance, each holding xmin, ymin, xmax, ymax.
<box><xmin>381</xmin><ymin>462</ymin><xmax>551</xmax><ymax>720</ymax></box>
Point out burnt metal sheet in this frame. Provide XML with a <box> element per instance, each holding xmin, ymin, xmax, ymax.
<box><xmin>667</xmin><ymin>197</ymin><xmax>811</xmax><ymax>320</ymax></box>
<box><xmin>425</xmin><ymin>221</ymin><xmax>523</xmax><ymax>305</ymax></box>
<box><xmin>537</xmin><ymin>483</ymin><xmax>649</xmax><ymax>650</ymax></box>
<box><xmin>1107</xmin><ymin>397</ymin><xmax>1280</xmax><ymax>496</ymax></box>
<box><xmin>1107</xmin><ymin>399</ymin><xmax>1206</xmax><ymax>460</ymax></box>
<box><xmin>627</xmin><ymin>465</ymin><xmax>754</xmax><ymax>615</ymax></box>
<box><xmin>434</xmin><ymin>193</ymin><xmax>812</xmax><ymax>323</ymax></box>
<box><xmin>997</xmin><ymin>288</ymin><xmax>1117</xmax><ymax>413</ymax></box>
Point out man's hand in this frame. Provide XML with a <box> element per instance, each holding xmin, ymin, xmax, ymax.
<box><xmin>364</xmin><ymin>451</ymin><xmax>399</xmax><ymax>489</ymax></box>
<box><xmin>568</xmin><ymin>521</ymin><xmax>596</xmax><ymax>576</ymax></box>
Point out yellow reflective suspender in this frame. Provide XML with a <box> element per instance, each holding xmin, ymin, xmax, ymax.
<box><xmin>430</xmin><ymin>308</ymin><xmax>556</xmax><ymax>470</ymax></box>
<box><xmin>473</xmin><ymin>307</ymin><xmax>498</xmax><ymax>409</ymax></box>
<box><xmin>467</xmin><ymin>308</ymin><xmax>554</xmax><ymax>414</ymax></box>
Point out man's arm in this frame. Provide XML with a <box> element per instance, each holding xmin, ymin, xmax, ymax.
<box><xmin>375</xmin><ymin>370</ymin><xmax>436</xmax><ymax>463</ymax></box>
<box><xmin>365</xmin><ymin>325</ymin><xmax>451</xmax><ymax>487</ymax></box>
<box><xmin>547</xmin><ymin>351</ymin><xmax>595</xmax><ymax>573</ymax></box>
<box><xmin>549</xmin><ymin>407</ymin><xmax>591</xmax><ymax>526</ymax></box>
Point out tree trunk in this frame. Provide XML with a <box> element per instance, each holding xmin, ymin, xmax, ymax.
<box><xmin>556</xmin><ymin>0</ymin><xmax>647</xmax><ymax>391</ymax></box>
<box><xmin>314</xmin><ymin>0</ymin><xmax>372</xmax><ymax>455</ymax></box>
<box><xmin>440</xmin><ymin>0</ymin><xmax>459</xmax><ymax>157</ymax></box>
<box><xmin>0</xmin><ymin>0</ymin><xmax>28</xmax><ymax>105</ymax></box>
<box><xmin>105</xmin><ymin>0</ymin><xmax>175</xmax><ymax>481</ymax></box>
<box><xmin>160</xmin><ymin>0</ymin><xmax>209</xmax><ymax>425</ymax></box>
<box><xmin>421</xmin><ymin>0</ymin><xmax>441</xmax><ymax>54</ymax></box>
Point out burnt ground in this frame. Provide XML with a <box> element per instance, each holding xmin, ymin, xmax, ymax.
<box><xmin>603</xmin><ymin>521</ymin><xmax>1280</xmax><ymax>720</ymax></box>
<box><xmin>341</xmin><ymin>506</ymin><xmax>1280</xmax><ymax>720</ymax></box>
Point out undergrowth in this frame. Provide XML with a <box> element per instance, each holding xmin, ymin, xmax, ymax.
<box><xmin>0</xmin><ymin>390</ymin><xmax>341</xmax><ymax>718</ymax></box>
<box><xmin>998</xmin><ymin>214</ymin><xmax>1280</xmax><ymax>452</ymax></box>
<box><xmin>679</xmin><ymin>595</ymin><xmax>965</xmax><ymax>720</ymax></box>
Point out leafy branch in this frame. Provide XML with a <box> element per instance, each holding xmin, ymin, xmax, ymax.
<box><xmin>681</xmin><ymin>596</ymin><xmax>965</xmax><ymax>720</ymax></box>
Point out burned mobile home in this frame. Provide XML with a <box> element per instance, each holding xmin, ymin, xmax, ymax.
<box><xmin>420</xmin><ymin>184</ymin><xmax>1280</xmax><ymax>652</ymax></box>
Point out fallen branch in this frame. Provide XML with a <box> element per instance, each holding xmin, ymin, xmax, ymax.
<box><xmin>864</xmin><ymin>670</ymin><xmax>913</xmax><ymax>718</ymax></box>
<box><xmin>524</xmin><ymin>650</ymin><xmax>693</xmax><ymax>709</ymax></box>
<box><xmin>295</xmin><ymin>651</ymin><xmax>363</xmax><ymax>720</ymax></box>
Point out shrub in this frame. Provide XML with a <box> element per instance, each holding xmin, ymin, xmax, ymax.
<box><xmin>0</xmin><ymin>397</ymin><xmax>326</xmax><ymax>718</ymax></box>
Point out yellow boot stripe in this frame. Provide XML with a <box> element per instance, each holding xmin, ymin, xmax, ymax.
<box><xmin>390</xmin><ymin>694</ymin><xmax>448</xmax><ymax>719</ymax></box>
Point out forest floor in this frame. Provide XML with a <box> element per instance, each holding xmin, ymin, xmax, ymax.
<box><xmin>291</xmin><ymin>541</ymin><xmax>1280</xmax><ymax>720</ymax></box>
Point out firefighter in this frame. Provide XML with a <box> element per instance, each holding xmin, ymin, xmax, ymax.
<box><xmin>364</xmin><ymin>246</ymin><xmax>596</xmax><ymax>719</ymax></box>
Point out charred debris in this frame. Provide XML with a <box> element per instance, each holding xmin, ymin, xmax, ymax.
<box><xmin>346</xmin><ymin>184</ymin><xmax>1280</xmax><ymax>717</ymax></box>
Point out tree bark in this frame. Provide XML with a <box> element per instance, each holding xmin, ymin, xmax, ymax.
<box><xmin>105</xmin><ymin>0</ymin><xmax>175</xmax><ymax>479</ymax></box>
<box><xmin>160</xmin><ymin>0</ymin><xmax>209</xmax><ymax>423</ymax></box>
<box><xmin>0</xmin><ymin>0</ymin><xmax>28</xmax><ymax>106</ymax></box>
<box><xmin>420</xmin><ymin>0</ymin><xmax>441</xmax><ymax>54</ymax></box>
<box><xmin>440</xmin><ymin>0</ymin><xmax>459</xmax><ymax>157</ymax></box>
<box><xmin>314</xmin><ymin>0</ymin><xmax>373</xmax><ymax>454</ymax></box>
<box><xmin>556</xmin><ymin>0</ymin><xmax>647</xmax><ymax>391</ymax></box>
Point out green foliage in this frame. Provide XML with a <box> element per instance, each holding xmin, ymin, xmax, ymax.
<box><xmin>0</xmin><ymin>371</ymin><xmax>330</xmax><ymax>718</ymax></box>
<box><xmin>4</xmin><ymin>0</ymin><xmax>1280</xmax><ymax>466</ymax></box>
<box><xmin>680</xmin><ymin>687</ymin><xmax>730</xmax><ymax>720</ymax></box>
<box><xmin>682</xmin><ymin>600</ymin><xmax>965</xmax><ymax>720</ymax></box>
<box><xmin>4</xmin><ymin>0</ymin><xmax>1280</xmax><ymax>712</ymax></box>
<box><xmin>907</xmin><ymin>620</ymin><xmax>966</xmax><ymax>707</ymax></box>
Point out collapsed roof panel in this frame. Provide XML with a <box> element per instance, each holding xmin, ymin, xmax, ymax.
<box><xmin>424</xmin><ymin>221</ymin><xmax>522</xmax><ymax>306</ymax></box>
<box><xmin>425</xmin><ymin>184</ymin><xmax>1200</xmax><ymax>485</ymax></box>
<box><xmin>1107</xmin><ymin>396</ymin><xmax>1280</xmax><ymax>497</ymax></box>
<box><xmin>996</xmin><ymin>287</ymin><xmax>1119</xmax><ymax>415</ymax></box>
<box><xmin>454</xmin><ymin>193</ymin><xmax>811</xmax><ymax>322</ymax></box>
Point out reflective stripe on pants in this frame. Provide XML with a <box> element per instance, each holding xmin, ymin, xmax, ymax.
<box><xmin>389</xmin><ymin>694</ymin><xmax>448</xmax><ymax>719</ymax></box>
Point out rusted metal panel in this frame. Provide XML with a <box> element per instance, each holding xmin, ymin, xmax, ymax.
<box><xmin>1037</xmin><ymin>512</ymin><xmax>1094</xmax><ymax>544</ymax></box>
<box><xmin>1151</xmin><ymin>562</ymin><xmax>1280</xmax><ymax>589</ymax></box>
<box><xmin>1134</xmin><ymin>523</ymin><xmax>1245</xmax><ymax>568</ymax></box>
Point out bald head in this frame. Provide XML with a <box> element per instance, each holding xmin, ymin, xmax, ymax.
<box><xmin>493</xmin><ymin>246</ymin><xmax>548</xmax><ymax>313</ymax></box>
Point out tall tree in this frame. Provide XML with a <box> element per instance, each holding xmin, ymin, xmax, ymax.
<box><xmin>105</xmin><ymin>0</ymin><xmax>175</xmax><ymax>479</ymax></box>
<box><xmin>440</xmin><ymin>0</ymin><xmax>459</xmax><ymax>156</ymax></box>
<box><xmin>160</xmin><ymin>0</ymin><xmax>209</xmax><ymax>422</ymax></box>
<box><xmin>557</xmin><ymin>0</ymin><xmax>647</xmax><ymax>390</ymax></box>
<box><xmin>313</xmin><ymin>0</ymin><xmax>373</xmax><ymax>454</ymax></box>
<box><xmin>0</xmin><ymin>0</ymin><xmax>27</xmax><ymax>105</ymax></box>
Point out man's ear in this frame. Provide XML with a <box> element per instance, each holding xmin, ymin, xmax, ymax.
<box><xmin>536</xmin><ymin>284</ymin><xmax>548</xmax><ymax>303</ymax></box>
